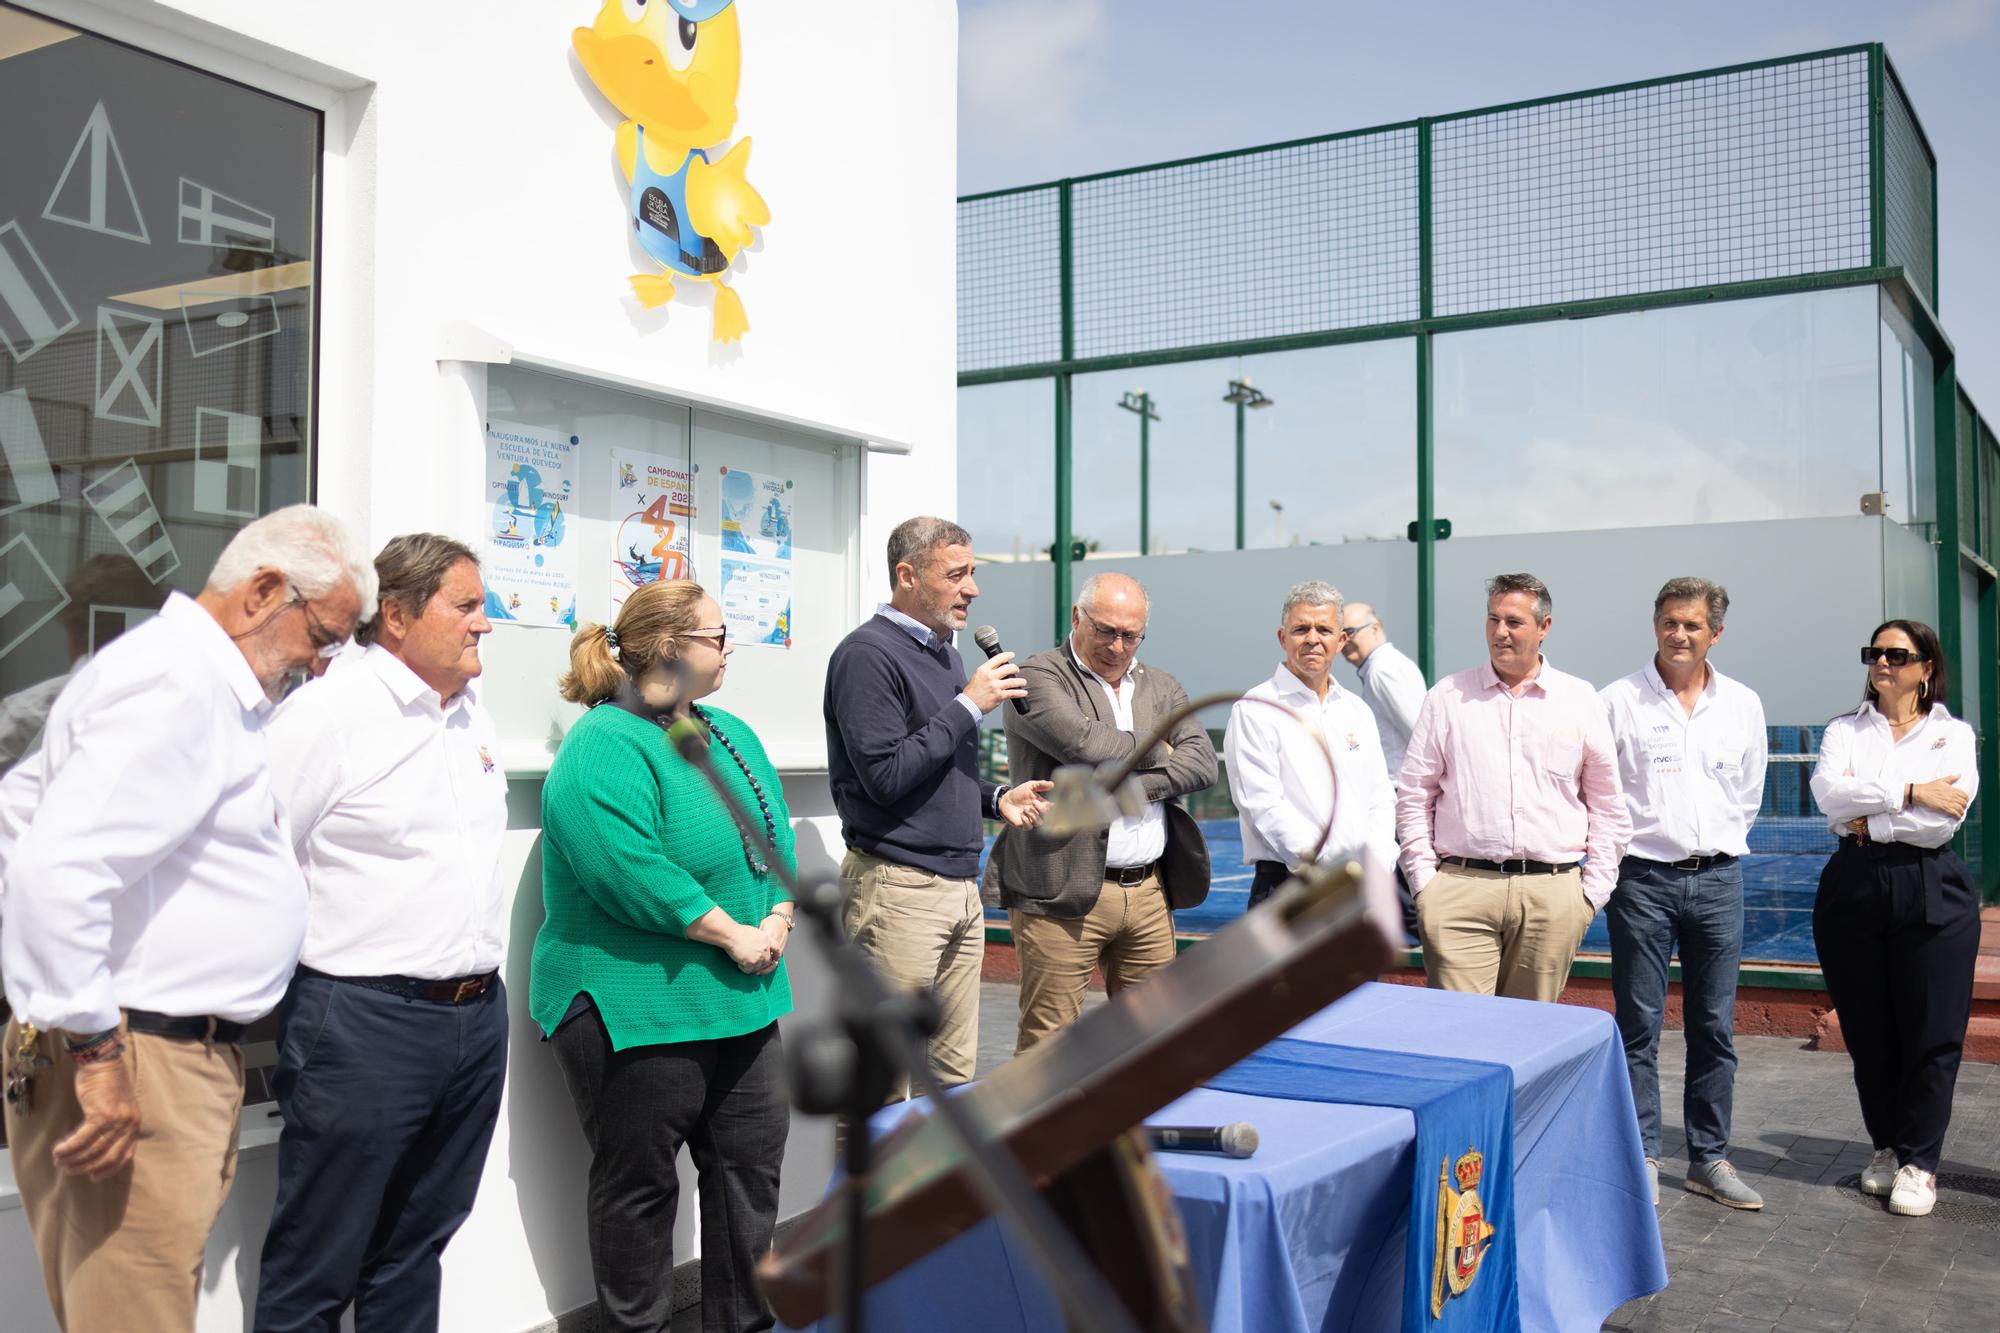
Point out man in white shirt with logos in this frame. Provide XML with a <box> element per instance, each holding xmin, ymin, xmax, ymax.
<box><xmin>254</xmin><ymin>534</ymin><xmax>510</xmax><ymax>1332</ymax></box>
<box><xmin>0</xmin><ymin>506</ymin><xmax>374</xmax><ymax>1333</ymax></box>
<box><xmin>1226</xmin><ymin>581</ymin><xmax>1396</xmax><ymax>907</ymax></box>
<box><xmin>1601</xmin><ymin>577</ymin><xmax>1768</xmax><ymax>1212</ymax></box>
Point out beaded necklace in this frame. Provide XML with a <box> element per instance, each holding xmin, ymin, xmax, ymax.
<box><xmin>661</xmin><ymin>704</ymin><xmax>776</xmax><ymax>878</ymax></box>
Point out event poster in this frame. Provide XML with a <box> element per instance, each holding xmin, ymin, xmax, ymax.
<box><xmin>719</xmin><ymin>557</ymin><xmax>792</xmax><ymax>648</ymax></box>
<box><xmin>718</xmin><ymin>466</ymin><xmax>793</xmax><ymax>561</ymax></box>
<box><xmin>609</xmin><ymin>446</ymin><xmax>695</xmax><ymax>614</ymax></box>
<box><xmin>483</xmin><ymin>420</ymin><xmax>578</xmax><ymax>628</ymax></box>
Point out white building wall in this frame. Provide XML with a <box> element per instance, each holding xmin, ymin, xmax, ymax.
<box><xmin>1</xmin><ymin>2</ymin><xmax>958</xmax><ymax>1330</ymax></box>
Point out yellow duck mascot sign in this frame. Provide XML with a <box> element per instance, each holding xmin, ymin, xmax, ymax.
<box><xmin>574</xmin><ymin>0</ymin><xmax>770</xmax><ymax>343</ymax></box>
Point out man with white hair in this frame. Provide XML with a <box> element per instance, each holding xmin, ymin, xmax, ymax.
<box><xmin>1225</xmin><ymin>581</ymin><xmax>1396</xmax><ymax>908</ymax></box>
<box><xmin>984</xmin><ymin>572</ymin><xmax>1216</xmax><ymax>1052</ymax></box>
<box><xmin>0</xmin><ymin>504</ymin><xmax>374</xmax><ymax>1333</ymax></box>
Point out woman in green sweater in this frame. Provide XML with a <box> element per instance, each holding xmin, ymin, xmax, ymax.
<box><xmin>533</xmin><ymin>579</ymin><xmax>795</xmax><ymax>1333</ymax></box>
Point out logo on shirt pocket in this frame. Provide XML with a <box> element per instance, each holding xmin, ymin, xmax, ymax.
<box><xmin>1932</xmin><ymin>736</ymin><xmax>1948</xmax><ymax>750</ymax></box>
<box><xmin>479</xmin><ymin>745</ymin><xmax>496</xmax><ymax>774</ymax></box>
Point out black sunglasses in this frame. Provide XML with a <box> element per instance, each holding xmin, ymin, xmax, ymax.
<box><xmin>1860</xmin><ymin>646</ymin><xmax>1926</xmax><ymax>667</ymax></box>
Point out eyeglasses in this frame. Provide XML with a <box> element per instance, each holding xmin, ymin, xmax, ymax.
<box><xmin>680</xmin><ymin>625</ymin><xmax>729</xmax><ymax>647</ymax></box>
<box><xmin>1080</xmin><ymin>610</ymin><xmax>1145</xmax><ymax>647</ymax></box>
<box><xmin>1341</xmin><ymin>620</ymin><xmax>1379</xmax><ymax>637</ymax></box>
<box><xmin>1861</xmin><ymin>646</ymin><xmax>1926</xmax><ymax>667</ymax></box>
<box><xmin>290</xmin><ymin>586</ymin><xmax>348</xmax><ymax>659</ymax></box>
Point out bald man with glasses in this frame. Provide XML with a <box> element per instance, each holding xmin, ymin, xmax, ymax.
<box><xmin>983</xmin><ymin>572</ymin><xmax>1216</xmax><ymax>1052</ymax></box>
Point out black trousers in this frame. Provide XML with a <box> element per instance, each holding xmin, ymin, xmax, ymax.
<box><xmin>551</xmin><ymin>1004</ymin><xmax>787</xmax><ymax>1333</ymax></box>
<box><xmin>254</xmin><ymin>970</ymin><xmax>509</xmax><ymax>1333</ymax></box>
<box><xmin>1251</xmin><ymin>859</ymin><xmax>1421</xmax><ymax>943</ymax></box>
<box><xmin>1813</xmin><ymin>841</ymin><xmax>1980</xmax><ymax>1172</ymax></box>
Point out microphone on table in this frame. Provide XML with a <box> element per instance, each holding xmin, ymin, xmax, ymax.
<box><xmin>1146</xmin><ymin>1122</ymin><xmax>1260</xmax><ymax>1159</ymax></box>
<box><xmin>971</xmin><ymin>625</ymin><xmax>1030</xmax><ymax>716</ymax></box>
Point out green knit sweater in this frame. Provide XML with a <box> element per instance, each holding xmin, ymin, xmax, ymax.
<box><xmin>531</xmin><ymin>702</ymin><xmax>795</xmax><ymax>1049</ymax></box>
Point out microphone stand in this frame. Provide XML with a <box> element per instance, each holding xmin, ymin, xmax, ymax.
<box><xmin>666</xmin><ymin>718</ymin><xmax>1145</xmax><ymax>1333</ymax></box>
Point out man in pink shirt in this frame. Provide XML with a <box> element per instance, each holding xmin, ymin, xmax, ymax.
<box><xmin>1396</xmin><ymin>573</ymin><xmax>1630</xmax><ymax>1001</ymax></box>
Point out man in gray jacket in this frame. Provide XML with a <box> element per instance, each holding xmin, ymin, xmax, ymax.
<box><xmin>983</xmin><ymin>572</ymin><xmax>1216</xmax><ymax>1053</ymax></box>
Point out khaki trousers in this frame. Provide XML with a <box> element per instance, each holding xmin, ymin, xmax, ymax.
<box><xmin>1415</xmin><ymin>864</ymin><xmax>1596</xmax><ymax>1002</ymax></box>
<box><xmin>1010</xmin><ymin>869</ymin><xmax>1176</xmax><ymax>1054</ymax></box>
<box><xmin>3</xmin><ymin>1019</ymin><xmax>244</xmax><ymax>1333</ymax></box>
<box><xmin>841</xmin><ymin>849</ymin><xmax>985</xmax><ymax>1103</ymax></box>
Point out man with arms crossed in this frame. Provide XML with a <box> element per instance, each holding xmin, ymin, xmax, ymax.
<box><xmin>0</xmin><ymin>506</ymin><xmax>373</xmax><ymax>1333</ymax></box>
<box><xmin>1602</xmin><ymin>578</ymin><xmax>1767</xmax><ymax>1211</ymax></box>
<box><xmin>1226</xmin><ymin>580</ymin><xmax>1396</xmax><ymax>908</ymax></box>
<box><xmin>255</xmin><ymin>534</ymin><xmax>512</xmax><ymax>1330</ymax></box>
<box><xmin>825</xmin><ymin>517</ymin><xmax>1048</xmax><ymax>1102</ymax></box>
<box><xmin>985</xmin><ymin>572</ymin><xmax>1216</xmax><ymax>1052</ymax></box>
<box><xmin>1397</xmin><ymin>572</ymin><xmax>1629</xmax><ymax>1001</ymax></box>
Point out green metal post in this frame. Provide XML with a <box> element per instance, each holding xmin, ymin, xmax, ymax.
<box><xmin>1054</xmin><ymin>374</ymin><xmax>1072</xmax><ymax>642</ymax></box>
<box><xmin>1868</xmin><ymin>45</ymin><xmax>1886</xmax><ymax>268</ymax></box>
<box><xmin>1234</xmin><ymin>398</ymin><xmax>1247</xmax><ymax>551</ymax></box>
<box><xmin>1054</xmin><ymin>180</ymin><xmax>1075</xmax><ymax>645</ymax></box>
<box><xmin>1982</xmin><ymin>571</ymin><xmax>2000</xmax><ymax>900</ymax></box>
<box><xmin>1416</xmin><ymin>335</ymin><xmax>1434</xmax><ymax>680</ymax></box>
<box><xmin>1139</xmin><ymin>394</ymin><xmax>1152</xmax><ymax>557</ymax></box>
<box><xmin>1934</xmin><ymin>359</ymin><xmax>1963</xmax><ymax>855</ymax></box>
<box><xmin>1415</xmin><ymin>116</ymin><xmax>1435</xmax><ymax>680</ymax></box>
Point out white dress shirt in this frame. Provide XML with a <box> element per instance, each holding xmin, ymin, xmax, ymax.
<box><xmin>1225</xmin><ymin>665</ymin><xmax>1397</xmax><ymax>872</ymax></box>
<box><xmin>267</xmin><ymin>645</ymin><xmax>510</xmax><ymax>979</ymax></box>
<box><xmin>1070</xmin><ymin>646</ymin><xmax>1168</xmax><ymax>868</ymax></box>
<box><xmin>1355</xmin><ymin>639</ymin><xmax>1427</xmax><ymax>779</ymax></box>
<box><xmin>1811</xmin><ymin>702</ymin><xmax>1978</xmax><ymax>849</ymax></box>
<box><xmin>0</xmin><ymin>593</ymin><xmax>307</xmax><ymax>1032</ymax></box>
<box><xmin>1601</xmin><ymin>660</ymin><xmax>1768</xmax><ymax>862</ymax></box>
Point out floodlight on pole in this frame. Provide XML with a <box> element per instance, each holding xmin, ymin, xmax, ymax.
<box><xmin>1117</xmin><ymin>390</ymin><xmax>1160</xmax><ymax>556</ymax></box>
<box><xmin>1223</xmin><ymin>379</ymin><xmax>1274</xmax><ymax>550</ymax></box>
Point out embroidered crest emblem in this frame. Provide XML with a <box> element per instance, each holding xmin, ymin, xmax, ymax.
<box><xmin>479</xmin><ymin>745</ymin><xmax>496</xmax><ymax>774</ymax></box>
<box><xmin>1931</xmin><ymin>736</ymin><xmax>1948</xmax><ymax>750</ymax></box>
<box><xmin>1345</xmin><ymin>731</ymin><xmax>1361</xmax><ymax>752</ymax></box>
<box><xmin>1432</xmin><ymin>1146</ymin><xmax>1497</xmax><ymax>1316</ymax></box>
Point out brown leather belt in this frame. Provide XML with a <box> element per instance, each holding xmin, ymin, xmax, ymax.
<box><xmin>300</xmin><ymin>964</ymin><xmax>497</xmax><ymax>1005</ymax></box>
<box><xmin>1104</xmin><ymin>861</ymin><xmax>1157</xmax><ymax>887</ymax></box>
<box><xmin>125</xmin><ymin>1010</ymin><xmax>248</xmax><ymax>1044</ymax></box>
<box><xmin>1441</xmin><ymin>855</ymin><xmax>1578</xmax><ymax>875</ymax></box>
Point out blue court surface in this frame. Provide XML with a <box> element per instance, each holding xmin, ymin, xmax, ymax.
<box><xmin>982</xmin><ymin>817</ymin><xmax>1833</xmax><ymax>967</ymax></box>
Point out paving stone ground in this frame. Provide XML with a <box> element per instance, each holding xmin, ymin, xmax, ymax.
<box><xmin>966</xmin><ymin>981</ymin><xmax>2000</xmax><ymax>1333</ymax></box>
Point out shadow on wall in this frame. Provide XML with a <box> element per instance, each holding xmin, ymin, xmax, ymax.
<box><xmin>503</xmin><ymin>824</ymin><xmax>597</xmax><ymax>1312</ymax></box>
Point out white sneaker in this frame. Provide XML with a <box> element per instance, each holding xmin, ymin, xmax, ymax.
<box><xmin>1860</xmin><ymin>1148</ymin><xmax>1898</xmax><ymax>1197</ymax></box>
<box><xmin>1888</xmin><ymin>1164</ymin><xmax>1937</xmax><ymax>1217</ymax></box>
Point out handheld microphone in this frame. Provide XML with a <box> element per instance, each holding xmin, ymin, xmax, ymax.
<box><xmin>1145</xmin><ymin>1122</ymin><xmax>1260</xmax><ymax>1159</ymax></box>
<box><xmin>971</xmin><ymin>625</ymin><xmax>1030</xmax><ymax>716</ymax></box>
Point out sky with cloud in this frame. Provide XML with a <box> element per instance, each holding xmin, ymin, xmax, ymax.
<box><xmin>958</xmin><ymin>0</ymin><xmax>2000</xmax><ymax>400</ymax></box>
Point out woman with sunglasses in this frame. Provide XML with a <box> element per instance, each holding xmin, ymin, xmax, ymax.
<box><xmin>1809</xmin><ymin>619</ymin><xmax>1979</xmax><ymax>1219</ymax></box>
<box><xmin>532</xmin><ymin>580</ymin><xmax>795</xmax><ymax>1332</ymax></box>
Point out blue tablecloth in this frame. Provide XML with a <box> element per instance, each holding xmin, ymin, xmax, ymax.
<box><xmin>782</xmin><ymin>982</ymin><xmax>1666</xmax><ymax>1333</ymax></box>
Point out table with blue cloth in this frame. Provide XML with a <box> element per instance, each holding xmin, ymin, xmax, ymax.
<box><xmin>782</xmin><ymin>982</ymin><xmax>1665</xmax><ymax>1333</ymax></box>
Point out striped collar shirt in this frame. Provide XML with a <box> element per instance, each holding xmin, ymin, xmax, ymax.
<box><xmin>1601</xmin><ymin>661</ymin><xmax>1768</xmax><ymax>862</ymax></box>
<box><xmin>266</xmin><ymin>645</ymin><xmax>510</xmax><ymax>979</ymax></box>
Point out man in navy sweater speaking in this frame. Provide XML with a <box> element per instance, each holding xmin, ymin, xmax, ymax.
<box><xmin>825</xmin><ymin>516</ymin><xmax>1051</xmax><ymax>1104</ymax></box>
